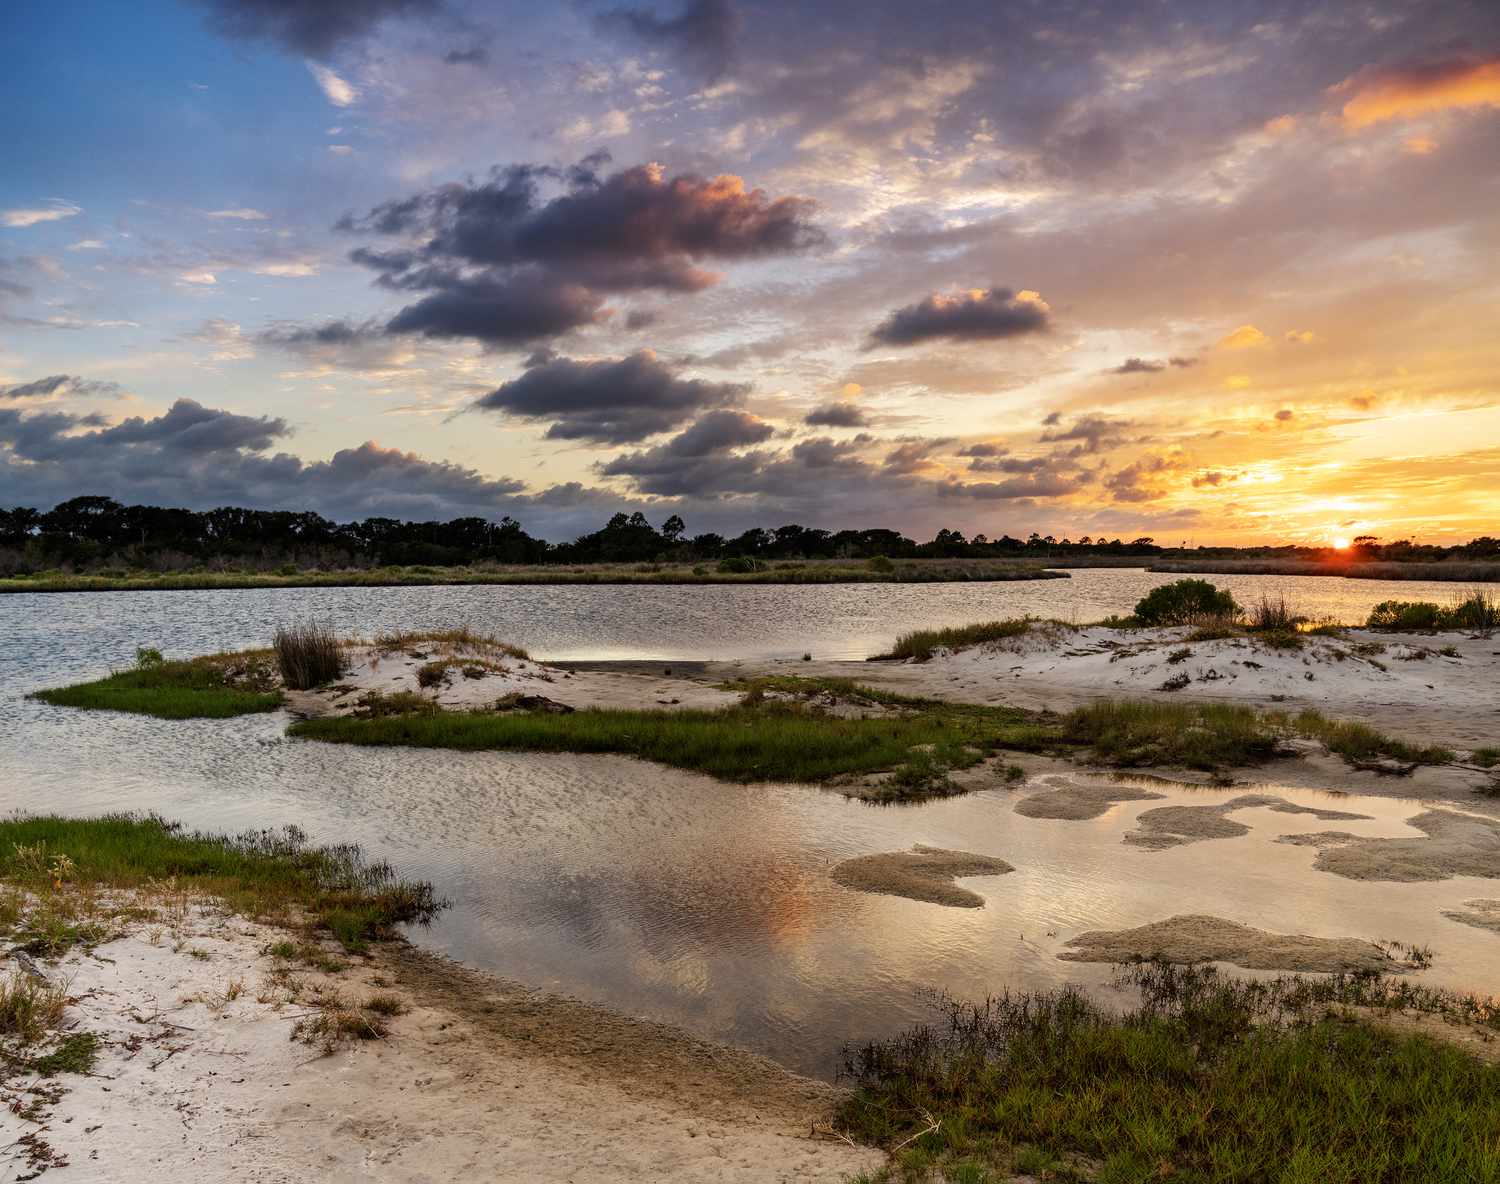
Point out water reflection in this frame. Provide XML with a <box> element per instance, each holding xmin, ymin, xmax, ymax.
<box><xmin>4</xmin><ymin>576</ymin><xmax>1500</xmax><ymax>1077</ymax></box>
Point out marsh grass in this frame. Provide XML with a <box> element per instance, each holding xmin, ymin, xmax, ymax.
<box><xmin>31</xmin><ymin>648</ymin><xmax>281</xmax><ymax>719</ymax></box>
<box><xmin>1367</xmin><ymin>590</ymin><xmax>1500</xmax><ymax>631</ymax></box>
<box><xmin>290</xmin><ymin>683</ymin><xmax>1050</xmax><ymax>800</ymax></box>
<box><xmin>273</xmin><ymin>623</ymin><xmax>343</xmax><ymax>689</ymax></box>
<box><xmin>1292</xmin><ymin>710</ymin><xmax>1455</xmax><ymax>765</ymax></box>
<box><xmin>1061</xmin><ymin>701</ymin><xmax>1281</xmax><ymax>770</ymax></box>
<box><xmin>838</xmin><ymin>962</ymin><xmax>1500</xmax><ymax>1184</ymax></box>
<box><xmin>369</xmin><ymin>626</ymin><xmax>530</xmax><ymax>661</ymax></box>
<box><xmin>0</xmin><ymin>815</ymin><xmax>442</xmax><ymax>953</ymax></box>
<box><xmin>1246</xmin><ymin>594</ymin><xmax>1304</xmax><ymax>632</ymax></box>
<box><xmin>875</xmin><ymin>618</ymin><xmax>1042</xmax><ymax>661</ymax></box>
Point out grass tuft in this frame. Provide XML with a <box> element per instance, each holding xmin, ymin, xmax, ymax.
<box><xmin>0</xmin><ymin>815</ymin><xmax>442</xmax><ymax>953</ymax></box>
<box><xmin>273</xmin><ymin>623</ymin><xmax>344</xmax><ymax>690</ymax></box>
<box><xmin>838</xmin><ymin>961</ymin><xmax>1500</xmax><ymax>1184</ymax></box>
<box><xmin>875</xmin><ymin>618</ymin><xmax>1040</xmax><ymax>662</ymax></box>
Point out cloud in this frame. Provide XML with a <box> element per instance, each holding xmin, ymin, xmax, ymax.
<box><xmin>1274</xmin><ymin>408</ymin><xmax>1294</xmax><ymax>421</ymax></box>
<box><xmin>599</xmin><ymin>0</ymin><xmax>740</xmax><ymax>82</ymax></box>
<box><xmin>443</xmin><ymin>46</ymin><xmax>488</xmax><ymax>65</ymax></box>
<box><xmin>1333</xmin><ymin>56</ymin><xmax>1500</xmax><ymax>129</ymax></box>
<box><xmin>1216</xmin><ymin>324</ymin><xmax>1269</xmax><ymax>349</ymax></box>
<box><xmin>205</xmin><ymin>208</ymin><xmax>270</xmax><ymax>221</ymax></box>
<box><xmin>804</xmin><ymin>401</ymin><xmax>868</xmax><ymax>427</ymax></box>
<box><xmin>67</xmin><ymin>239</ymin><xmax>105</xmax><ymax>251</ymax></box>
<box><xmin>190</xmin><ymin>319</ymin><xmax>255</xmax><ymax>361</ymax></box>
<box><xmin>1039</xmin><ymin>414</ymin><xmax>1132</xmax><ymax>454</ymax></box>
<box><xmin>1103</xmin><ymin>453</ymin><xmax>1184</xmax><ymax>503</ymax></box>
<box><xmin>472</xmin><ymin>350</ymin><xmax>747</xmax><ymax>443</ymax></box>
<box><xmin>869</xmin><ymin>286</ymin><xmax>1051</xmax><ymax>347</ymax></box>
<box><xmin>1284</xmin><ymin>329</ymin><xmax>1316</xmax><ymax>344</ymax></box>
<box><xmin>1</xmin><ymin>375</ymin><xmax>121</xmax><ymax>401</ymax></box>
<box><xmin>2</xmin><ymin>201</ymin><xmax>81</xmax><ymax>228</ymax></box>
<box><xmin>307</xmin><ymin>62</ymin><xmax>359</xmax><ymax>107</ymax></box>
<box><xmin>191</xmin><ymin>0</ymin><xmax>442</xmax><ymax>58</ymax></box>
<box><xmin>938</xmin><ymin>471</ymin><xmax>1084</xmax><ymax>500</ymax></box>
<box><xmin>598</xmin><ymin>409</ymin><xmax>775</xmax><ymax>494</ymax></box>
<box><xmin>1110</xmin><ymin>356</ymin><xmax>1164</xmax><ymax>374</ymax></box>
<box><xmin>338</xmin><ymin>156</ymin><xmax>820</xmax><ymax>347</ymax></box>
<box><xmin>0</xmin><ymin>399</ymin><xmax>573</xmax><ymax>525</ymax></box>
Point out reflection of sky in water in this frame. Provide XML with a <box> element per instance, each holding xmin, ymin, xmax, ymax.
<box><xmin>5</xmin><ymin>584</ymin><xmax>1500</xmax><ymax>1078</ymax></box>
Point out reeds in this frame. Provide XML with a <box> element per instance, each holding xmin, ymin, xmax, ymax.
<box><xmin>273</xmin><ymin>622</ymin><xmax>344</xmax><ymax>689</ymax></box>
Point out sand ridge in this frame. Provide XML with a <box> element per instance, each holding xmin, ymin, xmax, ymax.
<box><xmin>1059</xmin><ymin>914</ymin><xmax>1400</xmax><ymax>973</ymax></box>
<box><xmin>830</xmin><ymin>845</ymin><xmax>1014</xmax><ymax>907</ymax></box>
<box><xmin>1276</xmin><ymin>809</ymin><xmax>1500</xmax><ymax>881</ymax></box>
<box><xmin>1125</xmin><ymin>793</ymin><xmax>1374</xmax><ymax>849</ymax></box>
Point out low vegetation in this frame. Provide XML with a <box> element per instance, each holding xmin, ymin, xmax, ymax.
<box><xmin>0</xmin><ymin>814</ymin><xmax>442</xmax><ymax>953</ymax></box>
<box><xmin>30</xmin><ymin>646</ymin><xmax>282</xmax><ymax>719</ymax></box>
<box><xmin>840</xmin><ymin>961</ymin><xmax>1500</xmax><ymax>1184</ymax></box>
<box><xmin>874</xmin><ymin>618</ymin><xmax>1042</xmax><ymax>662</ymax></box>
<box><xmin>273</xmin><ymin>622</ymin><xmax>344</xmax><ymax>689</ymax></box>
<box><xmin>1134</xmin><ymin>578</ymin><xmax>1241</xmax><ymax>626</ymax></box>
<box><xmin>1367</xmin><ymin>591</ymin><xmax>1499</xmax><ymax>631</ymax></box>
<box><xmin>1061</xmin><ymin>701</ymin><xmax>1283</xmax><ymax>771</ymax></box>
<box><xmin>293</xmin><ymin>678</ymin><xmax>1052</xmax><ymax>800</ymax></box>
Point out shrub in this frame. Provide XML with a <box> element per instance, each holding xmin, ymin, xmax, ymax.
<box><xmin>134</xmin><ymin>646</ymin><xmax>165</xmax><ymax>669</ymax></box>
<box><xmin>415</xmin><ymin>661</ymin><xmax>449</xmax><ymax>689</ymax></box>
<box><xmin>867</xmin><ymin>555</ymin><xmax>895</xmax><ymax>573</ymax></box>
<box><xmin>273</xmin><ymin>623</ymin><xmax>344</xmax><ymax>689</ymax></box>
<box><xmin>717</xmin><ymin>555</ymin><xmax>767</xmax><ymax>574</ymax></box>
<box><xmin>1367</xmin><ymin>600</ymin><xmax>1444</xmax><ymax>630</ymax></box>
<box><xmin>1448</xmin><ymin>590</ymin><xmax>1500</xmax><ymax>629</ymax></box>
<box><xmin>1134</xmin><ymin>579</ymin><xmax>1240</xmax><ymax>626</ymax></box>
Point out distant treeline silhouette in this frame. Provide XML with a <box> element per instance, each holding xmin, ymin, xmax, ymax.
<box><xmin>1</xmin><ymin>496</ymin><xmax>1496</xmax><ymax>574</ymax></box>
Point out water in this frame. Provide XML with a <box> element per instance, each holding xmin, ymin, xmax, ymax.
<box><xmin>0</xmin><ymin>568</ymin><xmax>1481</xmax><ymax>672</ymax></box>
<box><xmin>3</xmin><ymin>570</ymin><xmax>1497</xmax><ymax>1078</ymax></box>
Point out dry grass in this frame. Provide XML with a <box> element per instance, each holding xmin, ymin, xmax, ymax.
<box><xmin>273</xmin><ymin>623</ymin><xmax>344</xmax><ymax>689</ymax></box>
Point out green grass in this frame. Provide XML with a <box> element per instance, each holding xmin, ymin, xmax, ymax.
<box><xmin>838</xmin><ymin>962</ymin><xmax>1500</xmax><ymax>1184</ymax></box>
<box><xmin>31</xmin><ymin>650</ymin><xmax>283</xmax><ymax>719</ymax></box>
<box><xmin>290</xmin><ymin>682</ymin><xmax>1051</xmax><ymax>800</ymax></box>
<box><xmin>0</xmin><ymin>815</ymin><xmax>442</xmax><ymax>953</ymax></box>
<box><xmin>28</xmin><ymin>1032</ymin><xmax>100</xmax><ymax>1076</ymax></box>
<box><xmin>1472</xmin><ymin>747</ymin><xmax>1500</xmax><ymax>769</ymax></box>
<box><xmin>1061</xmin><ymin>701</ymin><xmax>1453</xmax><ymax>772</ymax></box>
<box><xmin>874</xmin><ymin>618</ymin><xmax>1042</xmax><ymax>662</ymax></box>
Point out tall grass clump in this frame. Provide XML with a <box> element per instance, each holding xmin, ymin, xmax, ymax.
<box><xmin>838</xmin><ymin>962</ymin><xmax>1500</xmax><ymax>1183</ymax></box>
<box><xmin>1134</xmin><ymin>578</ymin><xmax>1240</xmax><ymax>626</ymax></box>
<box><xmin>1247</xmin><ymin>593</ymin><xmax>1304</xmax><ymax>632</ymax></box>
<box><xmin>1063</xmin><ymin>700</ymin><xmax>1280</xmax><ymax>769</ymax></box>
<box><xmin>875</xmin><ymin>618</ymin><xmax>1038</xmax><ymax>661</ymax></box>
<box><xmin>274</xmin><ymin>622</ymin><xmax>344</xmax><ymax>689</ymax></box>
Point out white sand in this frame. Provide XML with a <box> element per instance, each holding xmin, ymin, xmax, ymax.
<box><xmin>2</xmin><ymin>900</ymin><xmax>878</xmax><ymax>1183</ymax></box>
<box><xmin>287</xmin><ymin>637</ymin><xmax>740</xmax><ymax>718</ymax></box>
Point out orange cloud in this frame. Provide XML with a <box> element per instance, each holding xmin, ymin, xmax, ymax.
<box><xmin>1217</xmin><ymin>325</ymin><xmax>1268</xmax><ymax>350</ymax></box>
<box><xmin>1333</xmin><ymin>57</ymin><xmax>1500</xmax><ymax>128</ymax></box>
<box><xmin>1402</xmin><ymin>135</ymin><xmax>1439</xmax><ymax>155</ymax></box>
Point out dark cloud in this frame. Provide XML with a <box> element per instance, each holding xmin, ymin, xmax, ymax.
<box><xmin>1</xmin><ymin>375</ymin><xmax>121</xmax><ymax>400</ymax></box>
<box><xmin>472</xmin><ymin>350</ymin><xmax>747</xmax><ymax>443</ymax></box>
<box><xmin>958</xmin><ymin>442</ymin><xmax>1003</xmax><ymax>458</ymax></box>
<box><xmin>257</xmin><ymin>319</ymin><xmax>383</xmax><ymax>348</ymax></box>
<box><xmin>598</xmin><ymin>0</ymin><xmax>740</xmax><ymax>82</ymax></box>
<box><xmin>869</xmin><ymin>287</ymin><xmax>1051</xmax><ymax>347</ymax></box>
<box><xmin>191</xmin><ymin>0</ymin><xmax>441</xmax><ymax>58</ymax></box>
<box><xmin>1104</xmin><ymin>454</ymin><xmax>1182</xmax><ymax>503</ymax></box>
<box><xmin>443</xmin><ymin>46</ymin><xmax>488</xmax><ymax>65</ymax></box>
<box><xmin>624</xmin><ymin>309</ymin><xmax>660</xmax><ymax>330</ymax></box>
<box><xmin>1110</xmin><ymin>357</ymin><xmax>1164</xmax><ymax>374</ymax></box>
<box><xmin>939</xmin><ymin>472</ymin><xmax>1084</xmax><ymax>500</ymax></box>
<box><xmin>666</xmin><ymin>408</ymin><xmax>774</xmax><ymax>453</ymax></box>
<box><xmin>598</xmin><ymin>410</ymin><xmax>773</xmax><ymax>495</ymax></box>
<box><xmin>1275</xmin><ymin>408</ymin><xmax>1294</xmax><ymax>421</ymax></box>
<box><xmin>1039</xmin><ymin>414</ymin><xmax>1132</xmax><ymax>455</ymax></box>
<box><xmin>882</xmin><ymin>438</ymin><xmax>946</xmax><ymax>474</ymax></box>
<box><xmin>804</xmin><ymin>402</ymin><xmax>868</xmax><ymax>427</ymax></box>
<box><xmin>338</xmin><ymin>157</ymin><xmax>820</xmax><ymax>348</ymax></box>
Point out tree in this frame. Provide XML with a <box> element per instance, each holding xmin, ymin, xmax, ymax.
<box><xmin>661</xmin><ymin>514</ymin><xmax>685</xmax><ymax>542</ymax></box>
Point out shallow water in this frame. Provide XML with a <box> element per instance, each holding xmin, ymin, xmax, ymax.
<box><xmin>4</xmin><ymin>573</ymin><xmax>1499</xmax><ymax>1077</ymax></box>
<box><xmin>0</xmin><ymin>566</ymin><xmax>1484</xmax><ymax>668</ymax></box>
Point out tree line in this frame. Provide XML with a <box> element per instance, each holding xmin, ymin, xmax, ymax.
<box><xmin>0</xmin><ymin>496</ymin><xmax>1495</xmax><ymax>574</ymax></box>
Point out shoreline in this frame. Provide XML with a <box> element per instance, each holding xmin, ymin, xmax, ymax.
<box><xmin>1</xmin><ymin>888</ymin><xmax>878</xmax><ymax>1183</ymax></box>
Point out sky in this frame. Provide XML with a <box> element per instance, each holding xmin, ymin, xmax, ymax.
<box><xmin>2</xmin><ymin>0</ymin><xmax>1498</xmax><ymax>545</ymax></box>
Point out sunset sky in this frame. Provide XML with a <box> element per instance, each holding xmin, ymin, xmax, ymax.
<box><xmin>3</xmin><ymin>0</ymin><xmax>1498</xmax><ymax>544</ymax></box>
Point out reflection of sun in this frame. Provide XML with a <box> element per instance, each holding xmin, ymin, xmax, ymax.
<box><xmin>1332</xmin><ymin>536</ymin><xmax>1351</xmax><ymax>550</ymax></box>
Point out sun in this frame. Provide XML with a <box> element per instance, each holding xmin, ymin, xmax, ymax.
<box><xmin>1331</xmin><ymin>536</ymin><xmax>1351</xmax><ymax>550</ymax></box>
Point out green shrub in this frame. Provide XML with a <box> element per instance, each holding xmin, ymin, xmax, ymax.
<box><xmin>867</xmin><ymin>555</ymin><xmax>896</xmax><ymax>573</ymax></box>
<box><xmin>1134</xmin><ymin>579</ymin><xmax>1240</xmax><ymax>625</ymax></box>
<box><xmin>1367</xmin><ymin>600</ymin><xmax>1444</xmax><ymax>630</ymax></box>
<box><xmin>717</xmin><ymin>555</ymin><xmax>767</xmax><ymax>574</ymax></box>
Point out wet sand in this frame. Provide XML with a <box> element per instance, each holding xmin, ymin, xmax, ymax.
<box><xmin>829</xmin><ymin>845</ymin><xmax>1014</xmax><ymax>907</ymax></box>
<box><xmin>1059</xmin><ymin>914</ymin><xmax>1400</xmax><ymax>973</ymax></box>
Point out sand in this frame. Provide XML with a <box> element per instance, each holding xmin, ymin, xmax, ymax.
<box><xmin>724</xmin><ymin>626</ymin><xmax>1500</xmax><ymax>754</ymax></box>
<box><xmin>830</xmin><ymin>845</ymin><xmax>1014</xmax><ymax>907</ymax></box>
<box><xmin>1441</xmin><ymin>899</ymin><xmax>1500</xmax><ymax>935</ymax></box>
<box><xmin>1276</xmin><ymin>809</ymin><xmax>1500</xmax><ymax>882</ymax></box>
<box><xmin>1</xmin><ymin>898</ymin><xmax>880</xmax><ymax>1183</ymax></box>
<box><xmin>1125</xmin><ymin>793</ymin><xmax>1373</xmax><ymax>849</ymax></box>
<box><xmin>1012</xmin><ymin>777</ymin><xmax>1166</xmax><ymax>820</ymax></box>
<box><xmin>286</xmin><ymin>637</ymin><xmax>741</xmax><ymax>719</ymax></box>
<box><xmin>1059</xmin><ymin>914</ymin><xmax>1399</xmax><ymax>973</ymax></box>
